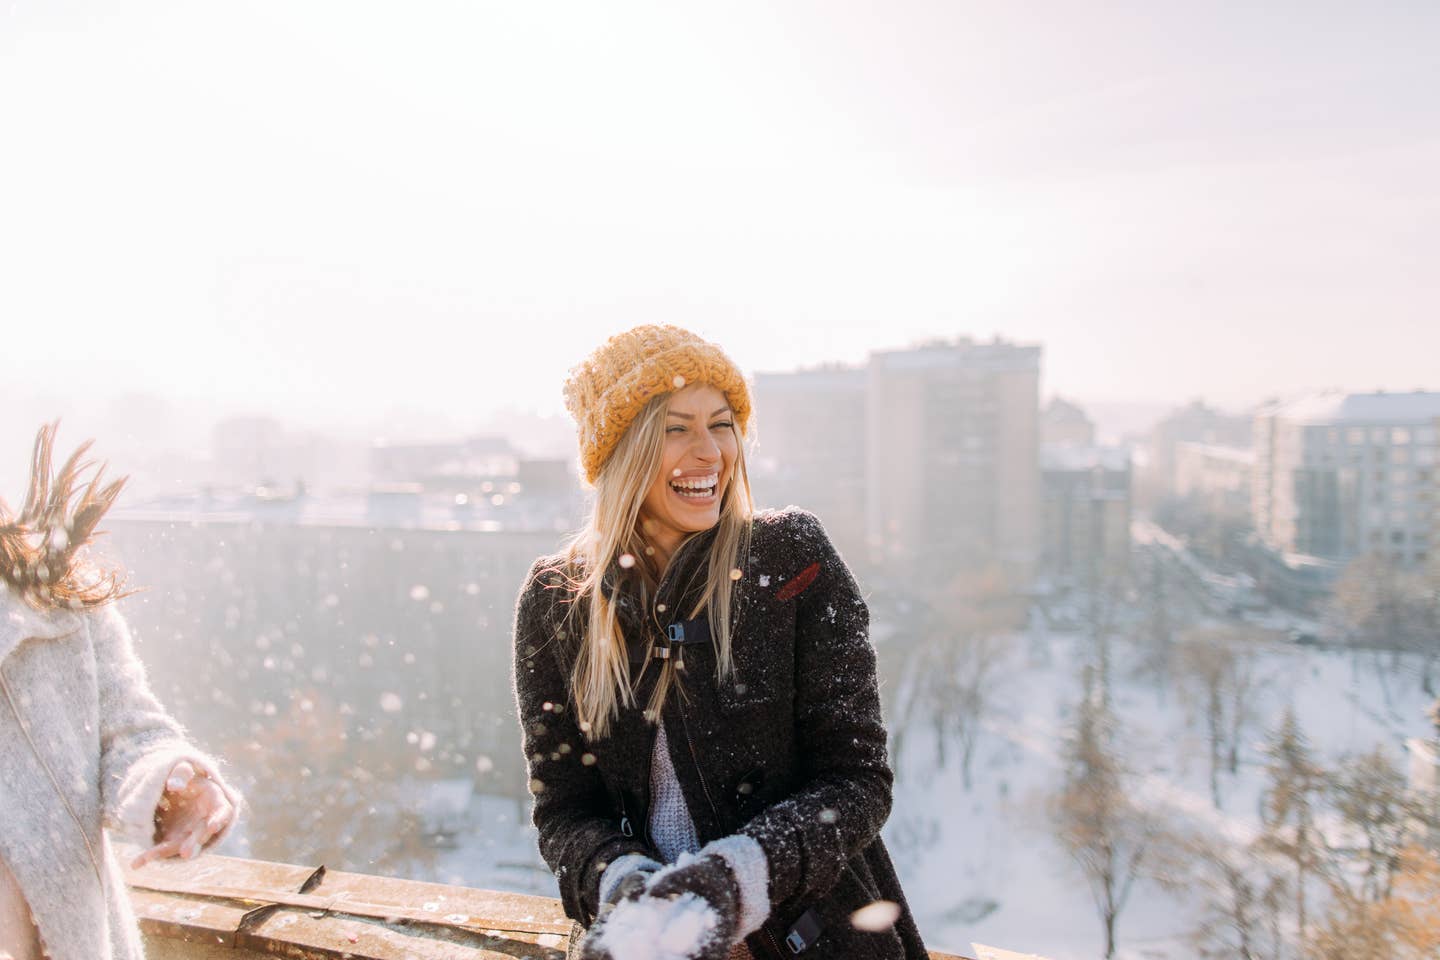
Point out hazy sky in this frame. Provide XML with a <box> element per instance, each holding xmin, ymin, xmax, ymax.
<box><xmin>3</xmin><ymin>1</ymin><xmax>1437</xmax><ymax>429</ymax></box>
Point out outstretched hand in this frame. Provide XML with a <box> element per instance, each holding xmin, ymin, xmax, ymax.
<box><xmin>131</xmin><ymin>761</ymin><xmax>234</xmax><ymax>869</ymax></box>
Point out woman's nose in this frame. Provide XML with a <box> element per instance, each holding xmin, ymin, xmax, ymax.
<box><xmin>692</xmin><ymin>429</ymin><xmax>721</xmax><ymax>461</ymax></box>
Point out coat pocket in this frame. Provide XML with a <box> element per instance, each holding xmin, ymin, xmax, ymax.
<box><xmin>801</xmin><ymin>858</ymin><xmax>904</xmax><ymax>959</ymax></box>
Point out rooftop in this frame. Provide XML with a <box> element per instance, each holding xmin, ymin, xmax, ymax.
<box><xmin>1264</xmin><ymin>389</ymin><xmax>1440</xmax><ymax>426</ymax></box>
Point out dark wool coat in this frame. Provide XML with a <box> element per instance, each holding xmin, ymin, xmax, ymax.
<box><xmin>511</xmin><ymin>507</ymin><xmax>927</xmax><ymax>960</ymax></box>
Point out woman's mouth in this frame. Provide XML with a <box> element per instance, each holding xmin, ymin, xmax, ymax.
<box><xmin>669</xmin><ymin>473</ymin><xmax>719</xmax><ymax>501</ymax></box>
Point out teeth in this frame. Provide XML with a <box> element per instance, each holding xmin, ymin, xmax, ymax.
<box><xmin>670</xmin><ymin>474</ymin><xmax>718</xmax><ymax>497</ymax></box>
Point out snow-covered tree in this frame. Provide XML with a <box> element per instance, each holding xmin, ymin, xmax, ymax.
<box><xmin>1052</xmin><ymin>669</ymin><xmax>1154</xmax><ymax>959</ymax></box>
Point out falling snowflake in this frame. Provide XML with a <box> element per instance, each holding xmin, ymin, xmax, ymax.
<box><xmin>850</xmin><ymin>900</ymin><xmax>900</xmax><ymax>932</ymax></box>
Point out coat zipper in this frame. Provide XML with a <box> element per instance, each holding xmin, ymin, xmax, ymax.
<box><xmin>652</xmin><ymin>534</ymin><xmax>786</xmax><ymax>959</ymax></box>
<box><xmin>639</xmin><ymin>533</ymin><xmax>707</xmax><ymax>845</ymax></box>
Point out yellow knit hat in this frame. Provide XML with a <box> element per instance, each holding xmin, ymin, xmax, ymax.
<box><xmin>563</xmin><ymin>324</ymin><xmax>753</xmax><ymax>484</ymax></box>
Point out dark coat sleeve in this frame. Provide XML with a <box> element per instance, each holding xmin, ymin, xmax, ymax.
<box><xmin>737</xmin><ymin>508</ymin><xmax>895</xmax><ymax>912</ymax></box>
<box><xmin>511</xmin><ymin>558</ymin><xmax>654</xmax><ymax>926</ymax></box>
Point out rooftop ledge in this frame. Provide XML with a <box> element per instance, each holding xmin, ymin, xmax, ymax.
<box><xmin>119</xmin><ymin>846</ymin><xmax>1008</xmax><ymax>960</ymax></box>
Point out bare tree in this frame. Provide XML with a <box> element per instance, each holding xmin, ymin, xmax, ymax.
<box><xmin>1307</xmin><ymin>846</ymin><xmax>1440</xmax><ymax>960</ymax></box>
<box><xmin>1256</xmin><ymin>709</ymin><xmax>1329</xmax><ymax>944</ymax></box>
<box><xmin>900</xmin><ymin>566</ymin><xmax>1023</xmax><ymax>790</ymax></box>
<box><xmin>1184</xmin><ymin>843</ymin><xmax>1287</xmax><ymax>960</ymax></box>
<box><xmin>1130</xmin><ymin>549</ymin><xmax>1182</xmax><ymax>705</ymax></box>
<box><xmin>1175</xmin><ymin>626</ymin><xmax>1266</xmax><ymax>808</ymax></box>
<box><xmin>1052</xmin><ymin>669</ymin><xmax>1154</xmax><ymax>959</ymax></box>
<box><xmin>1327</xmin><ymin>746</ymin><xmax>1437</xmax><ymax>904</ymax></box>
<box><xmin>1330</xmin><ymin>553</ymin><xmax>1439</xmax><ymax>696</ymax></box>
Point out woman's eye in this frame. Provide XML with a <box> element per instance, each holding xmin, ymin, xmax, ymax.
<box><xmin>667</xmin><ymin>425</ymin><xmax>687</xmax><ymax>434</ymax></box>
<box><xmin>710</xmin><ymin>421</ymin><xmax>734</xmax><ymax>430</ymax></box>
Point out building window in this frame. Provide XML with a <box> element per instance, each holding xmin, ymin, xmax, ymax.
<box><xmin>1392</xmin><ymin>529</ymin><xmax>1406</xmax><ymax>544</ymax></box>
<box><xmin>1393</xmin><ymin>427</ymin><xmax>1412</xmax><ymax>445</ymax></box>
<box><xmin>1393</xmin><ymin>447</ymin><xmax>1411</xmax><ymax>464</ymax></box>
<box><xmin>1349</xmin><ymin>428</ymin><xmax>1366</xmax><ymax>445</ymax></box>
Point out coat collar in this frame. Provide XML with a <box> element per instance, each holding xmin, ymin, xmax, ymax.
<box><xmin>0</xmin><ymin>582</ymin><xmax>82</xmax><ymax>664</ymax></box>
<box><xmin>598</xmin><ymin>524</ymin><xmax>722</xmax><ymax>665</ymax></box>
<box><xmin>599</xmin><ymin>525</ymin><xmax>721</xmax><ymax>611</ymax></box>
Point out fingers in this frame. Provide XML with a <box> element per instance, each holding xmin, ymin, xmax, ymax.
<box><xmin>204</xmin><ymin>803</ymin><xmax>232</xmax><ymax>837</ymax></box>
<box><xmin>131</xmin><ymin>837</ymin><xmax>185</xmax><ymax>869</ymax></box>
<box><xmin>166</xmin><ymin>761</ymin><xmax>197</xmax><ymax>793</ymax></box>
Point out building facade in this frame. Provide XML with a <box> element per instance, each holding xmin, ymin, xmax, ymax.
<box><xmin>865</xmin><ymin>338</ymin><xmax>1041</xmax><ymax>585</ymax></box>
<box><xmin>1253</xmin><ymin>391</ymin><xmax>1440</xmax><ymax>569</ymax></box>
<box><xmin>750</xmin><ymin>366</ymin><xmax>868</xmax><ymax>563</ymax></box>
<box><xmin>1040</xmin><ymin>445</ymin><xmax>1132</xmax><ymax>584</ymax></box>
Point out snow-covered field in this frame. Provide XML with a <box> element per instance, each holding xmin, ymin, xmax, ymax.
<box><xmin>892</xmin><ymin>626</ymin><xmax>1436</xmax><ymax>960</ymax></box>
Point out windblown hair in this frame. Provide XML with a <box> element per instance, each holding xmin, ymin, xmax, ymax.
<box><xmin>0</xmin><ymin>423</ymin><xmax>128</xmax><ymax>610</ymax></box>
<box><xmin>555</xmin><ymin>393</ymin><xmax>754</xmax><ymax>740</ymax></box>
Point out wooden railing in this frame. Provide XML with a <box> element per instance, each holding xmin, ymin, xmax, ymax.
<box><xmin>121</xmin><ymin>846</ymin><xmax>1002</xmax><ymax>959</ymax></box>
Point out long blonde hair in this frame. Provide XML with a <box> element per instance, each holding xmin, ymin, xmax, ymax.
<box><xmin>0</xmin><ymin>422</ymin><xmax>128</xmax><ymax>610</ymax></box>
<box><xmin>556</xmin><ymin>393</ymin><xmax>754</xmax><ymax>740</ymax></box>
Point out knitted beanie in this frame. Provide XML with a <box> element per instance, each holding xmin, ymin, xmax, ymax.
<box><xmin>563</xmin><ymin>325</ymin><xmax>752</xmax><ymax>484</ymax></box>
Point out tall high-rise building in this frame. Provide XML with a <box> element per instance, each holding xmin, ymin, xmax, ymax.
<box><xmin>1253</xmin><ymin>391</ymin><xmax>1440</xmax><ymax>568</ymax></box>
<box><xmin>750</xmin><ymin>366</ymin><xmax>868</xmax><ymax>562</ymax></box>
<box><xmin>865</xmin><ymin>338</ymin><xmax>1041</xmax><ymax>585</ymax></box>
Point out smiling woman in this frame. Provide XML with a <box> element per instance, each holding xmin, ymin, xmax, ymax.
<box><xmin>511</xmin><ymin>325</ymin><xmax>925</xmax><ymax>960</ymax></box>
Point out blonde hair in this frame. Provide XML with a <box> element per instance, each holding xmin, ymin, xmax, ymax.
<box><xmin>554</xmin><ymin>393</ymin><xmax>754</xmax><ymax>740</ymax></box>
<box><xmin>0</xmin><ymin>422</ymin><xmax>128</xmax><ymax>610</ymax></box>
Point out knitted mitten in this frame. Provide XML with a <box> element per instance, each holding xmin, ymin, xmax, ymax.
<box><xmin>641</xmin><ymin>854</ymin><xmax>740</xmax><ymax>960</ymax></box>
<box><xmin>577</xmin><ymin>854</ymin><xmax>740</xmax><ymax>960</ymax></box>
<box><xmin>598</xmin><ymin>853</ymin><xmax>663</xmax><ymax>909</ymax></box>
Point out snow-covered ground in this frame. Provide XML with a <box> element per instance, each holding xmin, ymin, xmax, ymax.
<box><xmin>892</xmin><ymin>625</ymin><xmax>1436</xmax><ymax>960</ymax></box>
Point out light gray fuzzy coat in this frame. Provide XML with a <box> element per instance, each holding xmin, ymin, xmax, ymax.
<box><xmin>0</xmin><ymin>584</ymin><xmax>240</xmax><ymax>960</ymax></box>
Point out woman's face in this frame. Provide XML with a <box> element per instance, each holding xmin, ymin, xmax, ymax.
<box><xmin>639</xmin><ymin>383</ymin><xmax>738</xmax><ymax>560</ymax></box>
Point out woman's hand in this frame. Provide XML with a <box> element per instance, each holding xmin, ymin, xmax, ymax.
<box><xmin>578</xmin><ymin>854</ymin><xmax>741</xmax><ymax>960</ymax></box>
<box><xmin>130</xmin><ymin>761</ymin><xmax>235</xmax><ymax>868</ymax></box>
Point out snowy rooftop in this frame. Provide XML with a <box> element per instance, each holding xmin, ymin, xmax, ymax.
<box><xmin>124</xmin><ymin>847</ymin><xmax>981</xmax><ymax>960</ymax></box>
<box><xmin>1264</xmin><ymin>389</ymin><xmax>1440</xmax><ymax>426</ymax></box>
